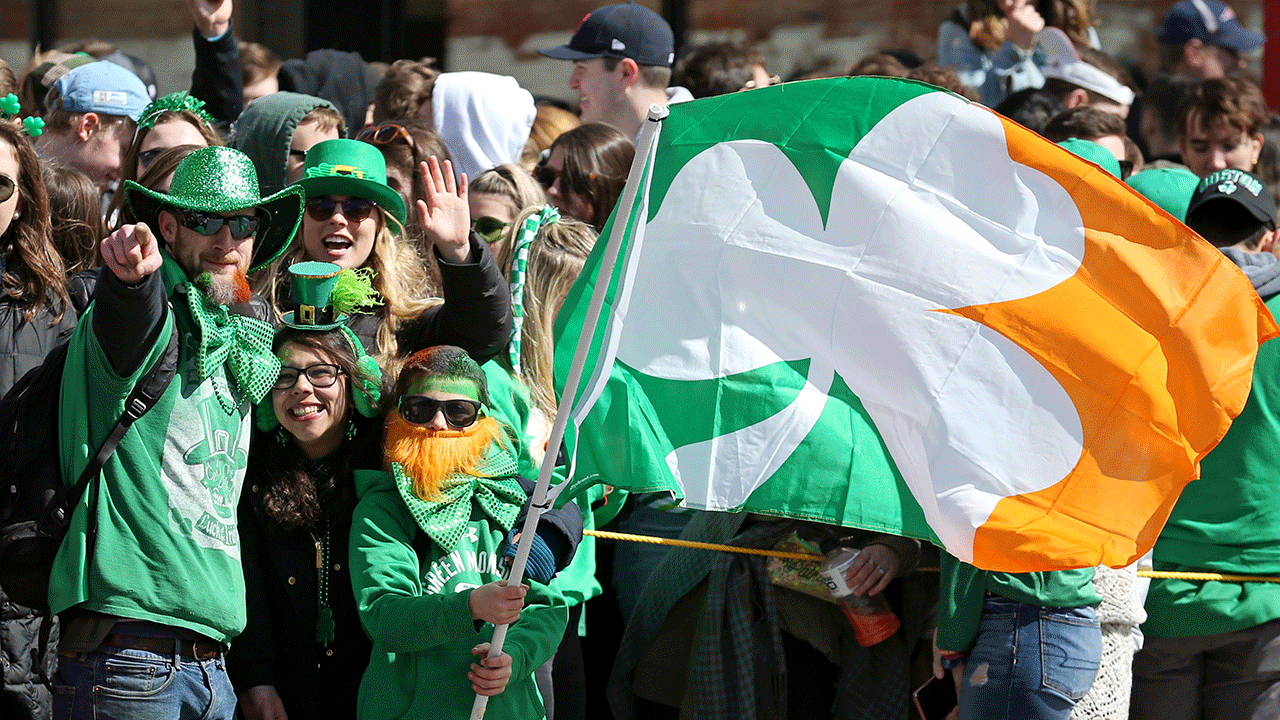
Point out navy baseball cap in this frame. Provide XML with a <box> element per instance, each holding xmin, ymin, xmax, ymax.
<box><xmin>1157</xmin><ymin>0</ymin><xmax>1264</xmax><ymax>53</ymax></box>
<box><xmin>539</xmin><ymin>3</ymin><xmax>675</xmax><ymax>68</ymax></box>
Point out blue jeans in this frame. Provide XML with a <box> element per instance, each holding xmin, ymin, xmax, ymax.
<box><xmin>958</xmin><ymin>597</ymin><xmax>1101</xmax><ymax>720</ymax></box>
<box><xmin>53</xmin><ymin>645</ymin><xmax>235</xmax><ymax>720</ymax></box>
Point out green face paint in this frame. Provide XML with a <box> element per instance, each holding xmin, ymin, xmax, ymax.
<box><xmin>404</xmin><ymin>376</ymin><xmax>482</xmax><ymax>403</ymax></box>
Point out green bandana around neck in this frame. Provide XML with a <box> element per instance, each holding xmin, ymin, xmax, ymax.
<box><xmin>391</xmin><ymin>448</ymin><xmax>524</xmax><ymax>552</ymax></box>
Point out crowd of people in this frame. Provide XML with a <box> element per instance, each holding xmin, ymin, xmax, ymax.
<box><xmin>0</xmin><ymin>0</ymin><xmax>1276</xmax><ymax>719</ymax></box>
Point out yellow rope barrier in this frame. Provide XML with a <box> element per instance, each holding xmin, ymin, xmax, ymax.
<box><xmin>584</xmin><ymin>529</ymin><xmax>1280</xmax><ymax>583</ymax></box>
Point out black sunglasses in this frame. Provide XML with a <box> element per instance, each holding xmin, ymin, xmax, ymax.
<box><xmin>398</xmin><ymin>396</ymin><xmax>482</xmax><ymax>428</ymax></box>
<box><xmin>472</xmin><ymin>216</ymin><xmax>510</xmax><ymax>243</ymax></box>
<box><xmin>273</xmin><ymin>363</ymin><xmax>343</xmax><ymax>391</ymax></box>
<box><xmin>138</xmin><ymin>147</ymin><xmax>166</xmax><ymax>170</ymax></box>
<box><xmin>305</xmin><ymin>197</ymin><xmax>378</xmax><ymax>223</ymax></box>
<box><xmin>178</xmin><ymin>210</ymin><xmax>261</xmax><ymax>240</ymax></box>
<box><xmin>0</xmin><ymin>174</ymin><xmax>13</xmax><ymax>204</ymax></box>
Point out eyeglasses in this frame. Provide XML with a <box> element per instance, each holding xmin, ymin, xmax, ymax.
<box><xmin>472</xmin><ymin>216</ymin><xmax>510</xmax><ymax>243</ymax></box>
<box><xmin>398</xmin><ymin>396</ymin><xmax>482</xmax><ymax>428</ymax></box>
<box><xmin>357</xmin><ymin>124</ymin><xmax>415</xmax><ymax>148</ymax></box>
<box><xmin>0</xmin><ymin>174</ymin><xmax>13</xmax><ymax>203</ymax></box>
<box><xmin>305</xmin><ymin>197</ymin><xmax>378</xmax><ymax>223</ymax></box>
<box><xmin>273</xmin><ymin>363</ymin><xmax>343</xmax><ymax>391</ymax></box>
<box><xmin>178</xmin><ymin>210</ymin><xmax>261</xmax><ymax>240</ymax></box>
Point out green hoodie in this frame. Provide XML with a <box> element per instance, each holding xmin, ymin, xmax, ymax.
<box><xmin>232</xmin><ymin>91</ymin><xmax>337</xmax><ymax>196</ymax></box>
<box><xmin>350</xmin><ymin>454</ymin><xmax>567</xmax><ymax>720</ymax></box>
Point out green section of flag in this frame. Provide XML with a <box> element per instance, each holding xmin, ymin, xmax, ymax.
<box><xmin>649</xmin><ymin>77</ymin><xmax>942</xmax><ymax>226</ymax></box>
<box><xmin>553</xmin><ymin>77</ymin><xmax>948</xmax><ymax>538</ymax></box>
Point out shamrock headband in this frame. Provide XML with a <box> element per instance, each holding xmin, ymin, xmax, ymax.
<box><xmin>508</xmin><ymin>205</ymin><xmax>560</xmax><ymax>373</ymax></box>
<box><xmin>0</xmin><ymin>94</ymin><xmax>45</xmax><ymax>137</ymax></box>
<box><xmin>138</xmin><ymin>91</ymin><xmax>216</xmax><ymax>131</ymax></box>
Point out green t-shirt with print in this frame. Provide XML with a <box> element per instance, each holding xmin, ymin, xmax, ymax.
<box><xmin>51</xmin><ymin>256</ymin><xmax>252</xmax><ymax>644</ymax></box>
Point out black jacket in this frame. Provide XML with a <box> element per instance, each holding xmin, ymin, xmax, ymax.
<box><xmin>0</xmin><ymin>265</ymin><xmax>77</xmax><ymax>720</ymax></box>
<box><xmin>345</xmin><ymin>232</ymin><xmax>513</xmax><ymax>362</ymax></box>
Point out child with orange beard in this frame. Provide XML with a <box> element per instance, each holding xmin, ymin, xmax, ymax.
<box><xmin>350</xmin><ymin>345</ymin><xmax>569</xmax><ymax>720</ymax></box>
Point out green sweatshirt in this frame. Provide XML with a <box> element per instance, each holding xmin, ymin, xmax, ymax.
<box><xmin>53</xmin><ymin>255</ymin><xmax>251</xmax><ymax>643</ymax></box>
<box><xmin>937</xmin><ymin>552</ymin><xmax>1099</xmax><ymax>654</ymax></box>
<box><xmin>1143</xmin><ymin>293</ymin><xmax>1280</xmax><ymax>637</ymax></box>
<box><xmin>350</xmin><ymin>464</ymin><xmax>568</xmax><ymax>720</ymax></box>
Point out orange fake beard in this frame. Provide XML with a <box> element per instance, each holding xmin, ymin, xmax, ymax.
<box><xmin>384</xmin><ymin>412</ymin><xmax>507</xmax><ymax>501</ymax></box>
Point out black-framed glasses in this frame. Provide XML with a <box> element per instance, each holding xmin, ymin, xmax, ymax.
<box><xmin>273</xmin><ymin>363</ymin><xmax>343</xmax><ymax>391</ymax></box>
<box><xmin>0</xmin><ymin>174</ymin><xmax>13</xmax><ymax>203</ymax></box>
<box><xmin>398</xmin><ymin>395</ymin><xmax>482</xmax><ymax>428</ymax></box>
<box><xmin>357</xmin><ymin>124</ymin><xmax>415</xmax><ymax>148</ymax></box>
<box><xmin>472</xmin><ymin>216</ymin><xmax>510</xmax><ymax>243</ymax></box>
<box><xmin>178</xmin><ymin>210</ymin><xmax>261</xmax><ymax>240</ymax></box>
<box><xmin>533</xmin><ymin>165</ymin><xmax>562</xmax><ymax>190</ymax></box>
<box><xmin>305</xmin><ymin>197</ymin><xmax>378</xmax><ymax>223</ymax></box>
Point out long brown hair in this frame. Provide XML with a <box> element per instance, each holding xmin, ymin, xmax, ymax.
<box><xmin>42</xmin><ymin>161</ymin><xmax>105</xmax><ymax>275</ymax></box>
<box><xmin>546</xmin><ymin>122</ymin><xmax>635</xmax><ymax>232</ymax></box>
<box><xmin>252</xmin><ymin>327</ymin><xmax>388</xmax><ymax>532</ymax></box>
<box><xmin>0</xmin><ymin>122</ymin><xmax>68</xmax><ymax>324</ymax></box>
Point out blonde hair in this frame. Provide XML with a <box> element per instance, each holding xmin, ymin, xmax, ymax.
<box><xmin>521</xmin><ymin>105</ymin><xmax>581</xmax><ymax>172</ymax></box>
<box><xmin>260</xmin><ymin>211</ymin><xmax>437</xmax><ymax>364</ymax></box>
<box><xmin>506</xmin><ymin>206</ymin><xmax>598</xmax><ymax>418</ymax></box>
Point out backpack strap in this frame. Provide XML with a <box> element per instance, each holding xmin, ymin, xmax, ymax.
<box><xmin>54</xmin><ymin>310</ymin><xmax>181</xmax><ymax>532</ymax></box>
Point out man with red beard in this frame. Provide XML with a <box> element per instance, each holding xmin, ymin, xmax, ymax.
<box><xmin>350</xmin><ymin>345</ymin><xmax>569</xmax><ymax>720</ymax></box>
<box><xmin>50</xmin><ymin>146</ymin><xmax>303</xmax><ymax>720</ymax></box>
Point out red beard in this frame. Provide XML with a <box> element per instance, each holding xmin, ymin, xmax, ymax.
<box><xmin>383</xmin><ymin>413</ymin><xmax>507</xmax><ymax>500</ymax></box>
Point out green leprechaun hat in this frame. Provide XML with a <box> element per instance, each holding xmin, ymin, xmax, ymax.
<box><xmin>295</xmin><ymin>138</ymin><xmax>407</xmax><ymax>226</ymax></box>
<box><xmin>282</xmin><ymin>260</ymin><xmax>381</xmax><ymax>330</ymax></box>
<box><xmin>124</xmin><ymin>145</ymin><xmax>304</xmax><ymax>272</ymax></box>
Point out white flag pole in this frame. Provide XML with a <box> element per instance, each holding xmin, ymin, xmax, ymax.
<box><xmin>470</xmin><ymin>104</ymin><xmax>669</xmax><ymax>720</ymax></box>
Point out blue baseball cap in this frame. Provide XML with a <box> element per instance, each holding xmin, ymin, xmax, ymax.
<box><xmin>539</xmin><ymin>3</ymin><xmax>675</xmax><ymax>67</ymax></box>
<box><xmin>48</xmin><ymin>61</ymin><xmax>150</xmax><ymax>121</ymax></box>
<box><xmin>1157</xmin><ymin>0</ymin><xmax>1264</xmax><ymax>53</ymax></box>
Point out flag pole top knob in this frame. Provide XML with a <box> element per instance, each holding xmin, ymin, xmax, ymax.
<box><xmin>647</xmin><ymin>104</ymin><xmax>670</xmax><ymax>122</ymax></box>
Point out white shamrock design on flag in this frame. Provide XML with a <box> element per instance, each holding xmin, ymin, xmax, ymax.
<box><xmin>619</xmin><ymin>92</ymin><xmax>1087</xmax><ymax>554</ymax></box>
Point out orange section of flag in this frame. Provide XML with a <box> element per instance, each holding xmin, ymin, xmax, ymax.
<box><xmin>951</xmin><ymin>114</ymin><xmax>1278</xmax><ymax>572</ymax></box>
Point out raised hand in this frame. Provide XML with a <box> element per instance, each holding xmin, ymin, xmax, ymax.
<box><xmin>101</xmin><ymin>223</ymin><xmax>163</xmax><ymax>284</ymax></box>
<box><xmin>416</xmin><ymin>155</ymin><xmax>473</xmax><ymax>265</ymax></box>
<box><xmin>189</xmin><ymin>0</ymin><xmax>233</xmax><ymax>38</ymax></box>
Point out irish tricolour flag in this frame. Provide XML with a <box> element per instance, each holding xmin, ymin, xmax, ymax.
<box><xmin>552</xmin><ymin>77</ymin><xmax>1277</xmax><ymax>572</ymax></box>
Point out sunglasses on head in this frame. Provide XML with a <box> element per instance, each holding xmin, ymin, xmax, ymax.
<box><xmin>0</xmin><ymin>174</ymin><xmax>13</xmax><ymax>204</ymax></box>
<box><xmin>398</xmin><ymin>395</ymin><xmax>483</xmax><ymax>428</ymax></box>
<box><xmin>305</xmin><ymin>197</ymin><xmax>378</xmax><ymax>223</ymax></box>
<box><xmin>472</xmin><ymin>216</ymin><xmax>510</xmax><ymax>243</ymax></box>
<box><xmin>273</xmin><ymin>363</ymin><xmax>343</xmax><ymax>391</ymax></box>
<box><xmin>178</xmin><ymin>210</ymin><xmax>261</xmax><ymax>240</ymax></box>
<box><xmin>357</xmin><ymin>124</ymin><xmax>415</xmax><ymax>148</ymax></box>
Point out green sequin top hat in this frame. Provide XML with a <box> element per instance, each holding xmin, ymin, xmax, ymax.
<box><xmin>123</xmin><ymin>146</ymin><xmax>304</xmax><ymax>273</ymax></box>
<box><xmin>281</xmin><ymin>260</ymin><xmax>383</xmax><ymax>330</ymax></box>
<box><xmin>295</xmin><ymin>138</ymin><xmax>407</xmax><ymax>226</ymax></box>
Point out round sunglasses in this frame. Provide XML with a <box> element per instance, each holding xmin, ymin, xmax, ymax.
<box><xmin>273</xmin><ymin>363</ymin><xmax>343</xmax><ymax>391</ymax></box>
<box><xmin>472</xmin><ymin>216</ymin><xmax>510</xmax><ymax>244</ymax></box>
<box><xmin>398</xmin><ymin>395</ymin><xmax>482</xmax><ymax>428</ymax></box>
<box><xmin>0</xmin><ymin>174</ymin><xmax>15</xmax><ymax>204</ymax></box>
<box><xmin>357</xmin><ymin>124</ymin><xmax>415</xmax><ymax>148</ymax></box>
<box><xmin>178</xmin><ymin>210</ymin><xmax>261</xmax><ymax>240</ymax></box>
<box><xmin>305</xmin><ymin>197</ymin><xmax>379</xmax><ymax>223</ymax></box>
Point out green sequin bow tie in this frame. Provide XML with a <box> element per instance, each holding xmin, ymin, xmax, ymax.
<box><xmin>186</xmin><ymin>283</ymin><xmax>280</xmax><ymax>414</ymax></box>
<box><xmin>393</xmin><ymin>452</ymin><xmax>525</xmax><ymax>552</ymax></box>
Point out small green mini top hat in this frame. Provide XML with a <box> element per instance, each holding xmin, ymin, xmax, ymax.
<box><xmin>124</xmin><ymin>146</ymin><xmax>304</xmax><ymax>273</ymax></box>
<box><xmin>282</xmin><ymin>260</ymin><xmax>382</xmax><ymax>330</ymax></box>
<box><xmin>295</xmin><ymin>138</ymin><xmax>407</xmax><ymax>226</ymax></box>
